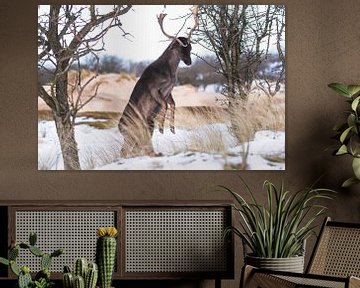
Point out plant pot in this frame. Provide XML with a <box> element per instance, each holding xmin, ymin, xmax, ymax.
<box><xmin>245</xmin><ymin>254</ymin><xmax>304</xmax><ymax>273</ymax></box>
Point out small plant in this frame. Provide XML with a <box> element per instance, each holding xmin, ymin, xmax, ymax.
<box><xmin>62</xmin><ymin>258</ymin><xmax>98</xmax><ymax>288</ymax></box>
<box><xmin>0</xmin><ymin>232</ymin><xmax>63</xmax><ymax>288</ymax></box>
<box><xmin>328</xmin><ymin>83</ymin><xmax>360</xmax><ymax>187</ymax></box>
<box><xmin>96</xmin><ymin>227</ymin><xmax>118</xmax><ymax>288</ymax></box>
<box><xmin>222</xmin><ymin>178</ymin><xmax>334</xmax><ymax>258</ymax></box>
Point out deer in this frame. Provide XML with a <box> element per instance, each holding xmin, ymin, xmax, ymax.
<box><xmin>118</xmin><ymin>6</ymin><xmax>199</xmax><ymax>157</ymax></box>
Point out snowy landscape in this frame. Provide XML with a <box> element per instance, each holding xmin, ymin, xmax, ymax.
<box><xmin>38</xmin><ymin>73</ymin><xmax>285</xmax><ymax>170</ymax></box>
<box><xmin>38</xmin><ymin>118</ymin><xmax>285</xmax><ymax>170</ymax></box>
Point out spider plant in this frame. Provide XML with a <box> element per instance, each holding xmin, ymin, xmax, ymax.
<box><xmin>222</xmin><ymin>179</ymin><xmax>334</xmax><ymax>258</ymax></box>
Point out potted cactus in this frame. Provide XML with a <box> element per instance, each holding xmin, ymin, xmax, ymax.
<box><xmin>96</xmin><ymin>227</ymin><xmax>118</xmax><ymax>288</ymax></box>
<box><xmin>0</xmin><ymin>232</ymin><xmax>63</xmax><ymax>288</ymax></box>
<box><xmin>328</xmin><ymin>82</ymin><xmax>360</xmax><ymax>187</ymax></box>
<box><xmin>62</xmin><ymin>258</ymin><xmax>98</xmax><ymax>288</ymax></box>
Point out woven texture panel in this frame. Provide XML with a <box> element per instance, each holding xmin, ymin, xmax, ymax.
<box><xmin>125</xmin><ymin>210</ymin><xmax>227</xmax><ymax>273</ymax></box>
<box><xmin>277</xmin><ymin>275</ymin><xmax>345</xmax><ymax>288</ymax></box>
<box><xmin>309</xmin><ymin>226</ymin><xmax>360</xmax><ymax>277</ymax></box>
<box><xmin>15</xmin><ymin>211</ymin><xmax>115</xmax><ymax>272</ymax></box>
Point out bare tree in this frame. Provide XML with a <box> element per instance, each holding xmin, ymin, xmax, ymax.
<box><xmin>38</xmin><ymin>5</ymin><xmax>132</xmax><ymax>170</ymax></box>
<box><xmin>196</xmin><ymin>5</ymin><xmax>285</xmax><ymax>105</ymax></box>
<box><xmin>194</xmin><ymin>5</ymin><xmax>285</xmax><ymax>142</ymax></box>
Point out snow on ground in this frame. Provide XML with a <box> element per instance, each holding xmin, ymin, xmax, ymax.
<box><xmin>38</xmin><ymin>118</ymin><xmax>285</xmax><ymax>170</ymax></box>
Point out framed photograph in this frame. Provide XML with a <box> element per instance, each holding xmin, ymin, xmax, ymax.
<box><xmin>38</xmin><ymin>5</ymin><xmax>285</xmax><ymax>170</ymax></box>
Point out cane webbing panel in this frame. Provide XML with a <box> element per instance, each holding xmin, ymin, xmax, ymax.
<box><xmin>125</xmin><ymin>210</ymin><xmax>227</xmax><ymax>273</ymax></box>
<box><xmin>277</xmin><ymin>275</ymin><xmax>345</xmax><ymax>288</ymax></box>
<box><xmin>15</xmin><ymin>211</ymin><xmax>115</xmax><ymax>272</ymax></box>
<box><xmin>309</xmin><ymin>226</ymin><xmax>360</xmax><ymax>277</ymax></box>
<box><xmin>249</xmin><ymin>273</ymin><xmax>297</xmax><ymax>288</ymax></box>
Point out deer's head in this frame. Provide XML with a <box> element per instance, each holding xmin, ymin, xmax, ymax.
<box><xmin>170</xmin><ymin>37</ymin><xmax>192</xmax><ymax>65</ymax></box>
<box><xmin>157</xmin><ymin>6</ymin><xmax>198</xmax><ymax>66</ymax></box>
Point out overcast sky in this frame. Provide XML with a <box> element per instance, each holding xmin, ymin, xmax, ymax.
<box><xmin>102</xmin><ymin>5</ymin><xmax>207</xmax><ymax>62</ymax></box>
<box><xmin>38</xmin><ymin>5</ymin><xmax>284</xmax><ymax>63</ymax></box>
<box><xmin>39</xmin><ymin>5</ymin><xmax>207</xmax><ymax>62</ymax></box>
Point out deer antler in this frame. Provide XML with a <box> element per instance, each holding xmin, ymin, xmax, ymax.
<box><xmin>187</xmin><ymin>5</ymin><xmax>199</xmax><ymax>43</ymax></box>
<box><xmin>157</xmin><ymin>13</ymin><xmax>188</xmax><ymax>47</ymax></box>
<box><xmin>157</xmin><ymin>13</ymin><xmax>174</xmax><ymax>40</ymax></box>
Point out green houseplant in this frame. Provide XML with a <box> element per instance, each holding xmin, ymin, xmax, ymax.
<box><xmin>222</xmin><ymin>179</ymin><xmax>334</xmax><ymax>272</ymax></box>
<box><xmin>328</xmin><ymin>83</ymin><xmax>360</xmax><ymax>187</ymax></box>
<box><xmin>0</xmin><ymin>232</ymin><xmax>63</xmax><ymax>288</ymax></box>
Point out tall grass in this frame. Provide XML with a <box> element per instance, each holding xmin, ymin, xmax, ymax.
<box><xmin>80</xmin><ymin>139</ymin><xmax>123</xmax><ymax>170</ymax></box>
<box><xmin>172</xmin><ymin>92</ymin><xmax>285</xmax><ymax>167</ymax></box>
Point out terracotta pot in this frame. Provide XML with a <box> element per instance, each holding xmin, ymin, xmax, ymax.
<box><xmin>245</xmin><ymin>254</ymin><xmax>305</xmax><ymax>273</ymax></box>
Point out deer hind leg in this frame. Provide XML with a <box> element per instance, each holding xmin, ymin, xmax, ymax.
<box><xmin>149</xmin><ymin>88</ymin><xmax>168</xmax><ymax>134</ymax></box>
<box><xmin>157</xmin><ymin>104</ymin><xmax>167</xmax><ymax>134</ymax></box>
<box><xmin>157</xmin><ymin>93</ymin><xmax>175</xmax><ymax>134</ymax></box>
<box><xmin>167</xmin><ymin>93</ymin><xmax>175</xmax><ymax>134</ymax></box>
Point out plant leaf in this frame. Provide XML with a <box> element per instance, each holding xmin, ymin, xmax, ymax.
<box><xmin>347</xmin><ymin>85</ymin><xmax>360</xmax><ymax>96</ymax></box>
<box><xmin>340</xmin><ymin>126</ymin><xmax>353</xmax><ymax>143</ymax></box>
<box><xmin>351</xmin><ymin>96</ymin><xmax>360</xmax><ymax>111</ymax></box>
<box><xmin>336</xmin><ymin>145</ymin><xmax>348</xmax><ymax>155</ymax></box>
<box><xmin>347</xmin><ymin>114</ymin><xmax>356</xmax><ymax>128</ymax></box>
<box><xmin>349</xmin><ymin>135</ymin><xmax>360</xmax><ymax>156</ymax></box>
<box><xmin>328</xmin><ymin>83</ymin><xmax>351</xmax><ymax>97</ymax></box>
<box><xmin>352</xmin><ymin>157</ymin><xmax>360</xmax><ymax>179</ymax></box>
<box><xmin>342</xmin><ymin>177</ymin><xmax>360</xmax><ymax>188</ymax></box>
<box><xmin>0</xmin><ymin>257</ymin><xmax>9</xmax><ymax>266</ymax></box>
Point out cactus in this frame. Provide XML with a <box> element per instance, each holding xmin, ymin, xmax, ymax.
<box><xmin>96</xmin><ymin>227</ymin><xmax>118</xmax><ymax>288</ymax></box>
<box><xmin>41</xmin><ymin>253</ymin><xmax>52</xmax><ymax>270</ymax></box>
<box><xmin>10</xmin><ymin>260</ymin><xmax>21</xmax><ymax>276</ymax></box>
<box><xmin>74</xmin><ymin>275</ymin><xmax>85</xmax><ymax>288</ymax></box>
<box><xmin>64</xmin><ymin>265</ymin><xmax>72</xmax><ymax>273</ymax></box>
<box><xmin>18</xmin><ymin>269</ymin><xmax>32</xmax><ymax>288</ymax></box>
<box><xmin>63</xmin><ymin>272</ymin><xmax>74</xmax><ymax>288</ymax></box>
<box><xmin>29</xmin><ymin>245</ymin><xmax>44</xmax><ymax>257</ymax></box>
<box><xmin>0</xmin><ymin>232</ymin><xmax>63</xmax><ymax>288</ymax></box>
<box><xmin>19</xmin><ymin>243</ymin><xmax>30</xmax><ymax>249</ymax></box>
<box><xmin>74</xmin><ymin>258</ymin><xmax>88</xmax><ymax>279</ymax></box>
<box><xmin>63</xmin><ymin>259</ymin><xmax>98</xmax><ymax>288</ymax></box>
<box><xmin>51</xmin><ymin>248</ymin><xmax>64</xmax><ymax>258</ymax></box>
<box><xmin>85</xmin><ymin>263</ymin><xmax>98</xmax><ymax>288</ymax></box>
<box><xmin>35</xmin><ymin>268</ymin><xmax>50</xmax><ymax>282</ymax></box>
<box><xmin>0</xmin><ymin>257</ymin><xmax>9</xmax><ymax>266</ymax></box>
<box><xmin>29</xmin><ymin>232</ymin><xmax>37</xmax><ymax>246</ymax></box>
<box><xmin>9</xmin><ymin>246</ymin><xmax>19</xmax><ymax>260</ymax></box>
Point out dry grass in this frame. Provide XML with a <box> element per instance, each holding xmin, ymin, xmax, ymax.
<box><xmin>38</xmin><ymin>153</ymin><xmax>62</xmax><ymax>170</ymax></box>
<box><xmin>169</xmin><ymin>92</ymin><xmax>284</xmax><ymax>151</ymax></box>
<box><xmin>81</xmin><ymin>139</ymin><xmax>122</xmax><ymax>170</ymax></box>
<box><xmin>173</xmin><ymin>92</ymin><xmax>284</xmax><ymax>134</ymax></box>
<box><xmin>187</xmin><ymin>126</ymin><xmax>228</xmax><ymax>154</ymax></box>
<box><xmin>116</xmin><ymin>73</ymin><xmax>137</xmax><ymax>82</ymax></box>
<box><xmin>68</xmin><ymin>69</ymin><xmax>97</xmax><ymax>86</ymax></box>
<box><xmin>173</xmin><ymin>106</ymin><xmax>225</xmax><ymax>128</ymax></box>
<box><xmin>38</xmin><ymin>110</ymin><xmax>54</xmax><ymax>121</ymax></box>
<box><xmin>246</xmin><ymin>93</ymin><xmax>285</xmax><ymax>132</ymax></box>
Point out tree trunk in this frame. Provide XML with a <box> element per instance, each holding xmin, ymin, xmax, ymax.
<box><xmin>53</xmin><ymin>64</ymin><xmax>81</xmax><ymax>170</ymax></box>
<box><xmin>53</xmin><ymin>113</ymin><xmax>81</xmax><ymax>170</ymax></box>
